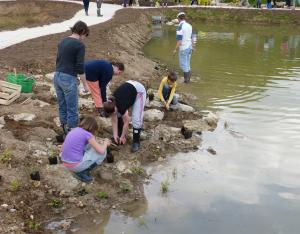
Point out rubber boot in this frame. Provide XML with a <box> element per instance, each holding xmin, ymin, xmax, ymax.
<box><xmin>73</xmin><ymin>171</ymin><xmax>92</xmax><ymax>183</ymax></box>
<box><xmin>187</xmin><ymin>71</ymin><xmax>191</xmax><ymax>82</ymax></box>
<box><xmin>85</xmin><ymin>162</ymin><xmax>98</xmax><ymax>176</ymax></box>
<box><xmin>183</xmin><ymin>72</ymin><xmax>189</xmax><ymax>83</ymax></box>
<box><xmin>132</xmin><ymin>128</ymin><xmax>141</xmax><ymax>152</ymax></box>
<box><xmin>97</xmin><ymin>8</ymin><xmax>103</xmax><ymax>17</ymax></box>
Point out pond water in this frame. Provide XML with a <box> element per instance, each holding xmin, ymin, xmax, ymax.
<box><xmin>80</xmin><ymin>23</ymin><xmax>300</xmax><ymax>233</ymax></box>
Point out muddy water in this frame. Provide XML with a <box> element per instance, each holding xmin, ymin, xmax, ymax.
<box><xmin>82</xmin><ymin>23</ymin><xmax>300</xmax><ymax>233</ymax></box>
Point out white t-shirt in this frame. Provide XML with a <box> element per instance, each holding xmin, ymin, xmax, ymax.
<box><xmin>176</xmin><ymin>20</ymin><xmax>192</xmax><ymax>51</ymax></box>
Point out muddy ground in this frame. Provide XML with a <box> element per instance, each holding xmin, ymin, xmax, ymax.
<box><xmin>0</xmin><ymin>3</ymin><xmax>217</xmax><ymax>234</ymax></box>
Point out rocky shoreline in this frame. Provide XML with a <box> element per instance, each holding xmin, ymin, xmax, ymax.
<box><xmin>0</xmin><ymin>8</ymin><xmax>218</xmax><ymax>234</ymax></box>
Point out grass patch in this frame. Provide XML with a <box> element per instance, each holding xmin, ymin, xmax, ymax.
<box><xmin>11</xmin><ymin>178</ymin><xmax>18</xmax><ymax>190</ymax></box>
<box><xmin>161</xmin><ymin>180</ymin><xmax>169</xmax><ymax>193</ymax></box>
<box><xmin>96</xmin><ymin>191</ymin><xmax>109</xmax><ymax>200</ymax></box>
<box><xmin>0</xmin><ymin>149</ymin><xmax>12</xmax><ymax>163</ymax></box>
<box><xmin>48</xmin><ymin>198</ymin><xmax>61</xmax><ymax>208</ymax></box>
<box><xmin>120</xmin><ymin>183</ymin><xmax>131</xmax><ymax>193</ymax></box>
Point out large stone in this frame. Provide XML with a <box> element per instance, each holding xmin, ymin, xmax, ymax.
<box><xmin>182</xmin><ymin>119</ymin><xmax>207</xmax><ymax>132</ymax></box>
<box><xmin>78</xmin><ymin>98</ymin><xmax>94</xmax><ymax>110</ymax></box>
<box><xmin>45</xmin><ymin>72</ymin><xmax>55</xmax><ymax>81</ymax></box>
<box><xmin>8</xmin><ymin>113</ymin><xmax>36</xmax><ymax>121</ymax></box>
<box><xmin>145</xmin><ymin>100</ymin><xmax>163</xmax><ymax>108</ymax></box>
<box><xmin>144</xmin><ymin>109</ymin><xmax>164</xmax><ymax>122</ymax></box>
<box><xmin>44</xmin><ymin>164</ymin><xmax>80</xmax><ymax>192</ymax></box>
<box><xmin>50</xmin><ymin>86</ymin><xmax>57</xmax><ymax>98</ymax></box>
<box><xmin>32</xmin><ymin>99</ymin><xmax>50</xmax><ymax>108</ymax></box>
<box><xmin>153</xmin><ymin>124</ymin><xmax>181</xmax><ymax>142</ymax></box>
<box><xmin>172</xmin><ymin>103</ymin><xmax>194</xmax><ymax>112</ymax></box>
<box><xmin>204</xmin><ymin>112</ymin><xmax>219</xmax><ymax>129</ymax></box>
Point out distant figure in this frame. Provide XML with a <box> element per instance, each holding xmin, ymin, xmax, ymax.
<box><xmin>54</xmin><ymin>21</ymin><xmax>89</xmax><ymax>136</ymax></box>
<box><xmin>123</xmin><ymin>0</ymin><xmax>128</xmax><ymax>7</ymax></box>
<box><xmin>96</xmin><ymin>0</ymin><xmax>103</xmax><ymax>17</ymax></box>
<box><xmin>286</xmin><ymin>0</ymin><xmax>291</xmax><ymax>8</ymax></box>
<box><xmin>157</xmin><ymin>71</ymin><xmax>178</xmax><ymax>110</ymax></box>
<box><xmin>191</xmin><ymin>0</ymin><xmax>198</xmax><ymax>5</ymax></box>
<box><xmin>103</xmin><ymin>80</ymin><xmax>146</xmax><ymax>152</ymax></box>
<box><xmin>267</xmin><ymin>0</ymin><xmax>272</xmax><ymax>8</ymax></box>
<box><xmin>257</xmin><ymin>0</ymin><xmax>262</xmax><ymax>8</ymax></box>
<box><xmin>173</xmin><ymin>12</ymin><xmax>193</xmax><ymax>83</ymax></box>
<box><xmin>61</xmin><ymin>116</ymin><xmax>111</xmax><ymax>183</ymax></box>
<box><xmin>85</xmin><ymin>60</ymin><xmax>125</xmax><ymax>117</ymax></box>
<box><xmin>83</xmin><ymin>0</ymin><xmax>90</xmax><ymax>15</ymax></box>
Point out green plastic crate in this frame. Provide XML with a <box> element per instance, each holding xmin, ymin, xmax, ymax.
<box><xmin>6</xmin><ymin>73</ymin><xmax>34</xmax><ymax>93</ymax></box>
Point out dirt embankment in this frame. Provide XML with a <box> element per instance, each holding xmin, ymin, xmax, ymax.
<box><xmin>0</xmin><ymin>8</ymin><xmax>218</xmax><ymax>234</ymax></box>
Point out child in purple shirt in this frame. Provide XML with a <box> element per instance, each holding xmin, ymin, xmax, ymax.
<box><xmin>61</xmin><ymin>116</ymin><xmax>110</xmax><ymax>182</ymax></box>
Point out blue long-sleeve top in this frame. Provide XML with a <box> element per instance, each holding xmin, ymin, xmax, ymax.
<box><xmin>85</xmin><ymin>60</ymin><xmax>113</xmax><ymax>102</ymax></box>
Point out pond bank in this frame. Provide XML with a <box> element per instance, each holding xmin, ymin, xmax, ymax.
<box><xmin>0</xmin><ymin>7</ymin><xmax>218</xmax><ymax>234</ymax></box>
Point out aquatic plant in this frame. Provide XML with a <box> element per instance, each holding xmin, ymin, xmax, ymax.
<box><xmin>0</xmin><ymin>149</ymin><xmax>12</xmax><ymax>162</ymax></box>
<box><xmin>161</xmin><ymin>180</ymin><xmax>169</xmax><ymax>193</ymax></box>
<box><xmin>48</xmin><ymin>198</ymin><xmax>61</xmax><ymax>208</ymax></box>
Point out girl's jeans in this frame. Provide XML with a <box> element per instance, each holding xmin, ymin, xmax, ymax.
<box><xmin>83</xmin><ymin>0</ymin><xmax>90</xmax><ymax>13</ymax></box>
<box><xmin>69</xmin><ymin>145</ymin><xmax>107</xmax><ymax>173</ymax></box>
<box><xmin>53</xmin><ymin>72</ymin><xmax>78</xmax><ymax>129</ymax></box>
<box><xmin>163</xmin><ymin>85</ymin><xmax>178</xmax><ymax>105</ymax></box>
<box><xmin>179</xmin><ymin>47</ymin><xmax>192</xmax><ymax>73</ymax></box>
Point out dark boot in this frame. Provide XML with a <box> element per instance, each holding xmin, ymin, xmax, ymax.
<box><xmin>56</xmin><ymin>124</ymin><xmax>69</xmax><ymax>143</ymax></box>
<box><xmin>187</xmin><ymin>71</ymin><xmax>191</xmax><ymax>82</ymax></box>
<box><xmin>183</xmin><ymin>72</ymin><xmax>189</xmax><ymax>83</ymax></box>
<box><xmin>132</xmin><ymin>128</ymin><xmax>141</xmax><ymax>152</ymax></box>
<box><xmin>85</xmin><ymin>162</ymin><xmax>98</xmax><ymax>176</ymax></box>
<box><xmin>97</xmin><ymin>8</ymin><xmax>103</xmax><ymax>17</ymax></box>
<box><xmin>73</xmin><ymin>171</ymin><xmax>92</xmax><ymax>183</ymax></box>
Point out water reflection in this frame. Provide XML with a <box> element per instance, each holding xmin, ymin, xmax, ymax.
<box><xmin>81</xmin><ymin>24</ymin><xmax>300</xmax><ymax>234</ymax></box>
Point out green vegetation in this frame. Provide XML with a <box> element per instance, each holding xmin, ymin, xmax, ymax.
<box><xmin>161</xmin><ymin>180</ymin><xmax>169</xmax><ymax>193</ymax></box>
<box><xmin>0</xmin><ymin>149</ymin><xmax>12</xmax><ymax>162</ymax></box>
<box><xmin>120</xmin><ymin>183</ymin><xmax>131</xmax><ymax>193</ymax></box>
<box><xmin>132</xmin><ymin>166</ymin><xmax>145</xmax><ymax>176</ymax></box>
<box><xmin>48</xmin><ymin>198</ymin><xmax>61</xmax><ymax>208</ymax></box>
<box><xmin>27</xmin><ymin>220</ymin><xmax>41</xmax><ymax>230</ymax></box>
<box><xmin>11</xmin><ymin>179</ymin><xmax>18</xmax><ymax>190</ymax></box>
<box><xmin>96</xmin><ymin>191</ymin><xmax>109</xmax><ymax>200</ymax></box>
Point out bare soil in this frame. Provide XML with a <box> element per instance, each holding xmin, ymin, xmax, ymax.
<box><xmin>0</xmin><ymin>0</ymin><xmax>82</xmax><ymax>31</ymax></box>
<box><xmin>0</xmin><ymin>5</ymin><xmax>215</xmax><ymax>234</ymax></box>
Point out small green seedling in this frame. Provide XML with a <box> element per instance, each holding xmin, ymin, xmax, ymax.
<box><xmin>132</xmin><ymin>166</ymin><xmax>144</xmax><ymax>175</ymax></box>
<box><xmin>138</xmin><ymin>217</ymin><xmax>147</xmax><ymax>227</ymax></box>
<box><xmin>96</xmin><ymin>191</ymin><xmax>109</xmax><ymax>200</ymax></box>
<box><xmin>161</xmin><ymin>180</ymin><xmax>169</xmax><ymax>193</ymax></box>
<box><xmin>27</xmin><ymin>220</ymin><xmax>41</xmax><ymax>230</ymax></box>
<box><xmin>48</xmin><ymin>198</ymin><xmax>61</xmax><ymax>208</ymax></box>
<box><xmin>0</xmin><ymin>149</ymin><xmax>12</xmax><ymax>162</ymax></box>
<box><xmin>11</xmin><ymin>179</ymin><xmax>18</xmax><ymax>190</ymax></box>
<box><xmin>120</xmin><ymin>183</ymin><xmax>131</xmax><ymax>193</ymax></box>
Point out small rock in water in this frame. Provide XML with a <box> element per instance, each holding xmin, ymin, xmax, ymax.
<box><xmin>207</xmin><ymin>147</ymin><xmax>217</xmax><ymax>155</ymax></box>
<box><xmin>1</xmin><ymin>204</ymin><xmax>9</xmax><ymax>209</ymax></box>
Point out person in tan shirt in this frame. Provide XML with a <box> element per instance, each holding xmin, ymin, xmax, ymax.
<box><xmin>158</xmin><ymin>71</ymin><xmax>178</xmax><ymax>110</ymax></box>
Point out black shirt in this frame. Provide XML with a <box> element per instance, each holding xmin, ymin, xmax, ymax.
<box><xmin>55</xmin><ymin>37</ymin><xmax>85</xmax><ymax>77</ymax></box>
<box><xmin>114</xmin><ymin>82</ymin><xmax>137</xmax><ymax>116</ymax></box>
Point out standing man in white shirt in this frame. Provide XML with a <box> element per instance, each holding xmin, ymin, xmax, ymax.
<box><xmin>173</xmin><ymin>12</ymin><xmax>193</xmax><ymax>83</ymax></box>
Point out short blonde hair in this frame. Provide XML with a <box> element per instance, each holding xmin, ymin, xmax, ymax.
<box><xmin>79</xmin><ymin>116</ymin><xmax>98</xmax><ymax>134</ymax></box>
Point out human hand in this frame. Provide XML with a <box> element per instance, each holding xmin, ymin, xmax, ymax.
<box><xmin>113</xmin><ymin>135</ymin><xmax>120</xmax><ymax>145</ymax></box>
<box><xmin>119</xmin><ymin>136</ymin><xmax>126</xmax><ymax>145</ymax></box>
<box><xmin>173</xmin><ymin>49</ymin><xmax>177</xmax><ymax>55</ymax></box>
<box><xmin>165</xmin><ymin>103</ymin><xmax>170</xmax><ymax>110</ymax></box>
<box><xmin>104</xmin><ymin>138</ymin><xmax>111</xmax><ymax>147</ymax></box>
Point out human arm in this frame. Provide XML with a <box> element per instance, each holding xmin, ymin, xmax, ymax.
<box><xmin>158</xmin><ymin>78</ymin><xmax>167</xmax><ymax>104</ymax></box>
<box><xmin>77</xmin><ymin>44</ymin><xmax>89</xmax><ymax>92</ymax></box>
<box><xmin>111</xmin><ymin>112</ymin><xmax>119</xmax><ymax>144</ymax></box>
<box><xmin>119</xmin><ymin>111</ymin><xmax>130</xmax><ymax>144</ymax></box>
<box><xmin>167</xmin><ymin>82</ymin><xmax>177</xmax><ymax>105</ymax></box>
<box><xmin>173</xmin><ymin>40</ymin><xmax>182</xmax><ymax>55</ymax></box>
<box><xmin>88</xmin><ymin>136</ymin><xmax>111</xmax><ymax>155</ymax></box>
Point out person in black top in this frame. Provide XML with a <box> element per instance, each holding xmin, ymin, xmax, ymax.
<box><xmin>103</xmin><ymin>80</ymin><xmax>146</xmax><ymax>152</ymax></box>
<box><xmin>54</xmin><ymin>21</ymin><xmax>90</xmax><ymax>137</ymax></box>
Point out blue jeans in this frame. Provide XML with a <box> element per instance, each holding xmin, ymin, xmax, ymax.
<box><xmin>163</xmin><ymin>85</ymin><xmax>178</xmax><ymax>105</ymax></box>
<box><xmin>53</xmin><ymin>72</ymin><xmax>78</xmax><ymax>128</ymax></box>
<box><xmin>69</xmin><ymin>145</ymin><xmax>107</xmax><ymax>173</ymax></box>
<box><xmin>83</xmin><ymin>0</ymin><xmax>90</xmax><ymax>13</ymax></box>
<box><xmin>179</xmin><ymin>47</ymin><xmax>192</xmax><ymax>73</ymax></box>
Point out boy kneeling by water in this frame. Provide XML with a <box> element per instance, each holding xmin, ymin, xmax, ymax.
<box><xmin>158</xmin><ymin>71</ymin><xmax>178</xmax><ymax>110</ymax></box>
<box><xmin>61</xmin><ymin>116</ymin><xmax>111</xmax><ymax>183</ymax></box>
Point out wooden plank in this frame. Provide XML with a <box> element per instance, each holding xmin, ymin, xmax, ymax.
<box><xmin>0</xmin><ymin>81</ymin><xmax>21</xmax><ymax>105</ymax></box>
